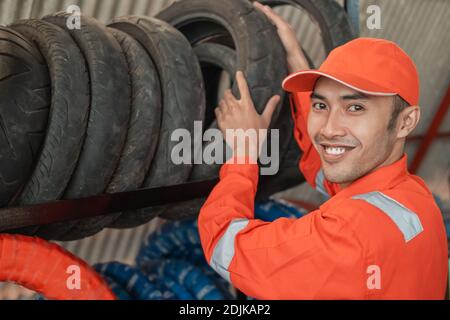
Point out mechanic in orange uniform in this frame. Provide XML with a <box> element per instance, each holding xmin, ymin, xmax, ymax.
<box><xmin>198</xmin><ymin>3</ymin><xmax>448</xmax><ymax>299</ymax></box>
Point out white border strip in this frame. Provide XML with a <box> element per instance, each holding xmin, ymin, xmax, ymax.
<box><xmin>352</xmin><ymin>191</ymin><xmax>423</xmax><ymax>242</ymax></box>
<box><xmin>209</xmin><ymin>219</ymin><xmax>249</xmax><ymax>282</ymax></box>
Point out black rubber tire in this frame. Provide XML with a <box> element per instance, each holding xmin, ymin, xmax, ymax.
<box><xmin>108</xmin><ymin>16</ymin><xmax>205</xmax><ymax>228</ymax></box>
<box><xmin>255</xmin><ymin>0</ymin><xmax>356</xmax><ymax>52</ymax></box>
<box><xmin>7</xmin><ymin>19</ymin><xmax>89</xmax><ymax>237</ymax></box>
<box><xmin>156</xmin><ymin>0</ymin><xmax>288</xmax><ymax>183</ymax></box>
<box><xmin>106</xmin><ymin>28</ymin><xmax>161</xmax><ymax>196</ymax></box>
<box><xmin>34</xmin><ymin>13</ymin><xmax>131</xmax><ymax>240</ymax></box>
<box><xmin>159</xmin><ymin>43</ymin><xmax>236</xmax><ymax>220</ymax></box>
<box><xmin>158</xmin><ymin>41</ymin><xmax>295</xmax><ymax>220</ymax></box>
<box><xmin>194</xmin><ymin>43</ymin><xmax>237</xmax><ymax>128</ymax></box>
<box><xmin>56</xmin><ymin>28</ymin><xmax>163</xmax><ymax>240</ymax></box>
<box><xmin>194</xmin><ymin>43</ymin><xmax>236</xmax><ymax>76</ymax></box>
<box><xmin>0</xmin><ymin>27</ymin><xmax>50</xmax><ymax>207</ymax></box>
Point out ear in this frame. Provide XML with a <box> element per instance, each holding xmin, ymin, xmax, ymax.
<box><xmin>396</xmin><ymin>106</ymin><xmax>420</xmax><ymax>139</ymax></box>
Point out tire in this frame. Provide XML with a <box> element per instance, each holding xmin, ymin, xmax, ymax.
<box><xmin>0</xmin><ymin>27</ymin><xmax>50</xmax><ymax>207</ymax></box>
<box><xmin>255</xmin><ymin>0</ymin><xmax>356</xmax><ymax>51</ymax></box>
<box><xmin>34</xmin><ymin>13</ymin><xmax>131</xmax><ymax>241</ymax></box>
<box><xmin>156</xmin><ymin>0</ymin><xmax>288</xmax><ymax>183</ymax></box>
<box><xmin>7</xmin><ymin>19</ymin><xmax>89</xmax><ymax>236</ymax></box>
<box><xmin>194</xmin><ymin>43</ymin><xmax>236</xmax><ymax>76</ymax></box>
<box><xmin>159</xmin><ymin>42</ymin><xmax>297</xmax><ymax>221</ymax></box>
<box><xmin>194</xmin><ymin>43</ymin><xmax>237</xmax><ymax>128</ymax></box>
<box><xmin>161</xmin><ymin>38</ymin><xmax>292</xmax><ymax>220</ymax></box>
<box><xmin>57</xmin><ymin>28</ymin><xmax>162</xmax><ymax>240</ymax></box>
<box><xmin>108</xmin><ymin>16</ymin><xmax>205</xmax><ymax>228</ymax></box>
<box><xmin>106</xmin><ymin>28</ymin><xmax>161</xmax><ymax>197</ymax></box>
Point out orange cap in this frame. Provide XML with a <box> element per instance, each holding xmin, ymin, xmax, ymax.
<box><xmin>282</xmin><ymin>38</ymin><xmax>420</xmax><ymax>106</ymax></box>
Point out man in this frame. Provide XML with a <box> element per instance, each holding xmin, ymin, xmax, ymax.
<box><xmin>197</xmin><ymin>2</ymin><xmax>448</xmax><ymax>299</ymax></box>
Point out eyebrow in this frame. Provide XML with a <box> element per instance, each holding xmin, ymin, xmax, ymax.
<box><xmin>310</xmin><ymin>92</ymin><xmax>326</xmax><ymax>100</ymax></box>
<box><xmin>310</xmin><ymin>92</ymin><xmax>370</xmax><ymax>101</ymax></box>
<box><xmin>341</xmin><ymin>93</ymin><xmax>369</xmax><ymax>101</ymax></box>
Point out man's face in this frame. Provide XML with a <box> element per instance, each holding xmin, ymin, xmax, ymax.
<box><xmin>307</xmin><ymin>77</ymin><xmax>398</xmax><ymax>186</ymax></box>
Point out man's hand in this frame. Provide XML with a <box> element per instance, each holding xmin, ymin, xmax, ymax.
<box><xmin>253</xmin><ymin>1</ymin><xmax>310</xmax><ymax>73</ymax></box>
<box><xmin>215</xmin><ymin>71</ymin><xmax>280</xmax><ymax>161</ymax></box>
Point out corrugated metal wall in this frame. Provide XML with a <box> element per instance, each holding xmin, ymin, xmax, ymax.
<box><xmin>0</xmin><ymin>0</ymin><xmax>449</xmax><ymax>299</ymax></box>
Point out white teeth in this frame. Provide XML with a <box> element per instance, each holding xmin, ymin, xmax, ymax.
<box><xmin>325</xmin><ymin>147</ymin><xmax>346</xmax><ymax>155</ymax></box>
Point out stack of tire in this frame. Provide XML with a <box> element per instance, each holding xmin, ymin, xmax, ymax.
<box><xmin>0</xmin><ymin>0</ymin><xmax>355</xmax><ymax>241</ymax></box>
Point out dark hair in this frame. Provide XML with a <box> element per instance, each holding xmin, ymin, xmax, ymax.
<box><xmin>388</xmin><ymin>95</ymin><xmax>410</xmax><ymax>131</ymax></box>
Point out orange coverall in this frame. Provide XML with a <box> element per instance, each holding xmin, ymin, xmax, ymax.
<box><xmin>198</xmin><ymin>92</ymin><xmax>448</xmax><ymax>299</ymax></box>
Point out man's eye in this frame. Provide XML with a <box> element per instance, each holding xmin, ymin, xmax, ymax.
<box><xmin>312</xmin><ymin>102</ymin><xmax>327</xmax><ymax>110</ymax></box>
<box><xmin>348</xmin><ymin>104</ymin><xmax>365</xmax><ymax>112</ymax></box>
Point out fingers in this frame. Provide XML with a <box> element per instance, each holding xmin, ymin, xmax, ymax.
<box><xmin>216</xmin><ymin>98</ymin><xmax>234</xmax><ymax>120</ymax></box>
<box><xmin>236</xmin><ymin>71</ymin><xmax>251</xmax><ymax>103</ymax></box>
<box><xmin>262</xmin><ymin>95</ymin><xmax>281</xmax><ymax>123</ymax></box>
<box><xmin>253</xmin><ymin>2</ymin><xmax>286</xmax><ymax>28</ymax></box>
<box><xmin>214</xmin><ymin>105</ymin><xmax>223</xmax><ymax>120</ymax></box>
<box><xmin>215</xmin><ymin>99</ymin><xmax>226</xmax><ymax>117</ymax></box>
<box><xmin>223</xmin><ymin>89</ymin><xmax>238</xmax><ymax>108</ymax></box>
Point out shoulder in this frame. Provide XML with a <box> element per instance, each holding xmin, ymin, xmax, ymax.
<box><xmin>324</xmin><ymin>190</ymin><xmax>424</xmax><ymax>246</ymax></box>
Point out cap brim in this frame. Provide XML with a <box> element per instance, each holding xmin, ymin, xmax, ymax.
<box><xmin>282</xmin><ymin>70</ymin><xmax>397</xmax><ymax>97</ymax></box>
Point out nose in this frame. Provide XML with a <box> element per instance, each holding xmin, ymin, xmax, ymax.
<box><xmin>320</xmin><ymin>109</ymin><xmax>347</xmax><ymax>139</ymax></box>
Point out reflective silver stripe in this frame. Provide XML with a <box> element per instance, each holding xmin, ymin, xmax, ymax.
<box><xmin>352</xmin><ymin>191</ymin><xmax>423</xmax><ymax>242</ymax></box>
<box><xmin>315</xmin><ymin>169</ymin><xmax>329</xmax><ymax>198</ymax></box>
<box><xmin>209</xmin><ymin>219</ymin><xmax>249</xmax><ymax>282</ymax></box>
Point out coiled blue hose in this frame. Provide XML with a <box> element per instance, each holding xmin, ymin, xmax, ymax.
<box><xmin>140</xmin><ymin>259</ymin><xmax>226</xmax><ymax>300</ymax></box>
<box><xmin>101</xmin><ymin>275</ymin><xmax>133</xmax><ymax>300</ymax></box>
<box><xmin>94</xmin><ymin>262</ymin><xmax>174</xmax><ymax>300</ymax></box>
<box><xmin>95</xmin><ymin>199</ymin><xmax>308</xmax><ymax>300</ymax></box>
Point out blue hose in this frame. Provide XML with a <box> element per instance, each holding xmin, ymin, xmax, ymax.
<box><xmin>139</xmin><ymin>259</ymin><xmax>226</xmax><ymax>300</ymax></box>
<box><xmin>94</xmin><ymin>262</ymin><xmax>173</xmax><ymax>300</ymax></box>
<box><xmin>95</xmin><ymin>199</ymin><xmax>308</xmax><ymax>300</ymax></box>
<box><xmin>101</xmin><ymin>275</ymin><xmax>133</xmax><ymax>300</ymax></box>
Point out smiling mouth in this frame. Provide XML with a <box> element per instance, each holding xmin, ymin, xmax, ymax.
<box><xmin>320</xmin><ymin>144</ymin><xmax>357</xmax><ymax>160</ymax></box>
